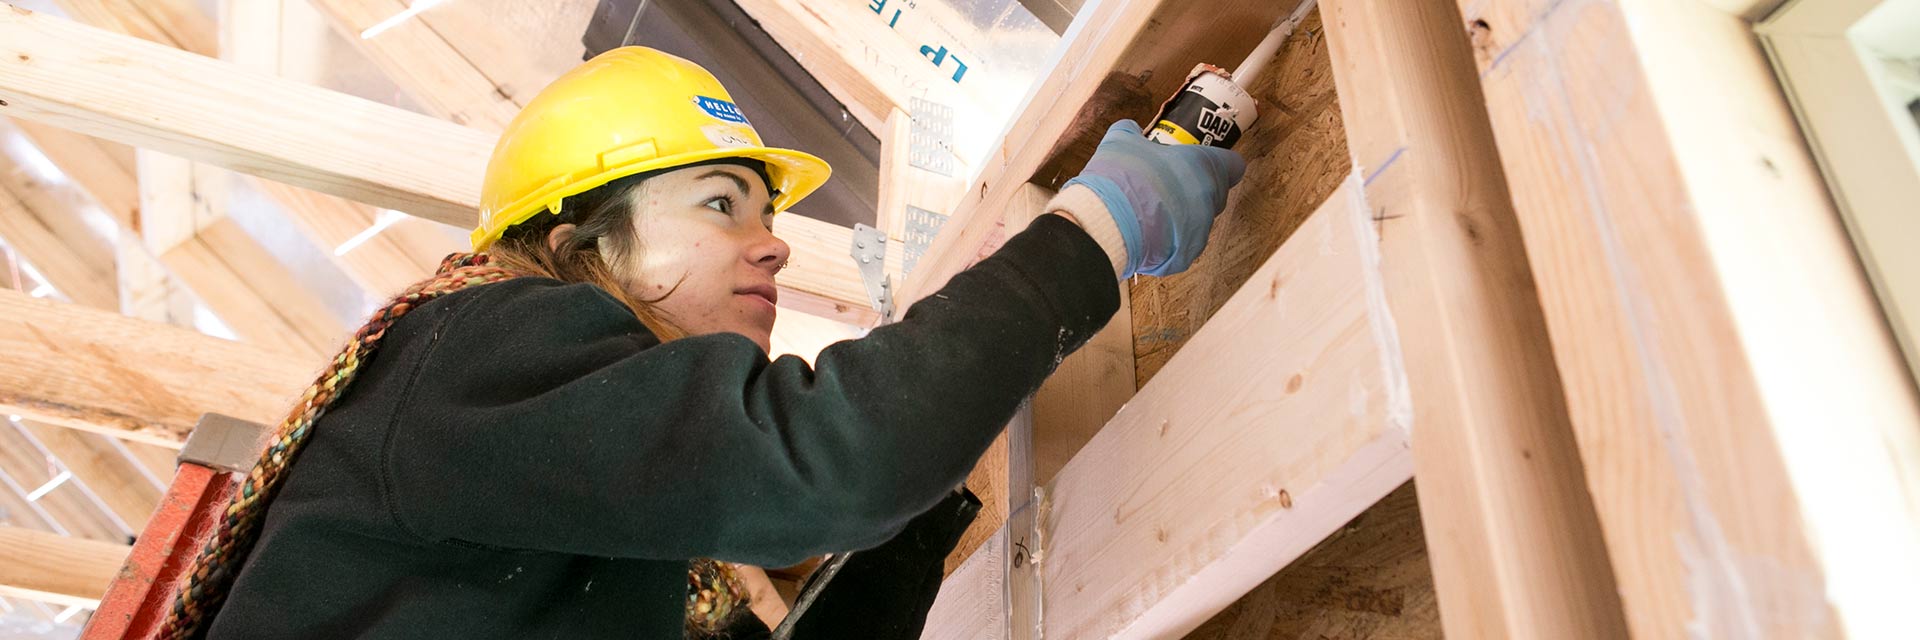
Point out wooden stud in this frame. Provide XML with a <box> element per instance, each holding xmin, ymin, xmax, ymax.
<box><xmin>1319</xmin><ymin>0</ymin><xmax>1628</xmax><ymax>636</ymax></box>
<box><xmin>1458</xmin><ymin>0</ymin><xmax>1920</xmax><ymax>635</ymax></box>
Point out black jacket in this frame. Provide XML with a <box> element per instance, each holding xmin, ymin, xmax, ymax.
<box><xmin>203</xmin><ymin>215</ymin><xmax>1120</xmax><ymax>639</ymax></box>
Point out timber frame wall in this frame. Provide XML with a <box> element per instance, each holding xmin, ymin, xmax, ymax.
<box><xmin>2</xmin><ymin>0</ymin><xmax>1919</xmax><ymax>638</ymax></box>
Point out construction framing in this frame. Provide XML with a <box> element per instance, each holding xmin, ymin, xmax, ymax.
<box><xmin>0</xmin><ymin>0</ymin><xmax>1917</xmax><ymax>637</ymax></box>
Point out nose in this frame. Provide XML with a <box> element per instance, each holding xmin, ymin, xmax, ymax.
<box><xmin>747</xmin><ymin>223</ymin><xmax>791</xmax><ymax>274</ymax></box>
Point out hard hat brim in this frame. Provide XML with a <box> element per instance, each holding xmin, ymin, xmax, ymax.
<box><xmin>472</xmin><ymin>145</ymin><xmax>832</xmax><ymax>251</ymax></box>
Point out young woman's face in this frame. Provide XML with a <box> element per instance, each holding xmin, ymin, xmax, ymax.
<box><xmin>616</xmin><ymin>164</ymin><xmax>790</xmax><ymax>352</ymax></box>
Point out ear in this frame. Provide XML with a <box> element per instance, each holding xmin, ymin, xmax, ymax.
<box><xmin>546</xmin><ymin>223</ymin><xmax>578</xmax><ymax>252</ymax></box>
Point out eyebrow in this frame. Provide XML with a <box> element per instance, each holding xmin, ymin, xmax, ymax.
<box><xmin>697</xmin><ymin>169</ymin><xmax>780</xmax><ymax>215</ymax></box>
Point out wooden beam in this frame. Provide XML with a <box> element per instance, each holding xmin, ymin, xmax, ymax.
<box><xmin>17</xmin><ymin>421</ymin><xmax>160</xmax><ymax>532</ymax></box>
<box><xmin>0</xmin><ymin>183</ymin><xmax>114</xmax><ymax>308</ymax></box>
<box><xmin>1320</xmin><ymin>0</ymin><xmax>1629</xmax><ymax>637</ymax></box>
<box><xmin>3</xmin><ymin>118</ymin><xmax>137</xmax><ymax>227</ymax></box>
<box><xmin>0</xmin><ymin>5</ymin><xmax>491</xmax><ymax>225</ymax></box>
<box><xmin>0</xmin><ymin>7</ymin><xmax>900</xmax><ymax>326</ymax></box>
<box><xmin>250</xmin><ymin>179</ymin><xmax>448</xmax><ymax>297</ymax></box>
<box><xmin>0</xmin><ymin>526</ymin><xmax>126</xmax><ymax>609</ymax></box>
<box><xmin>137</xmin><ymin>151</ymin><xmax>344</xmax><ymax>360</ymax></box>
<box><xmin>304</xmin><ymin>0</ymin><xmax>524</xmax><ymax>130</ymax></box>
<box><xmin>928</xmin><ymin>176</ymin><xmax>1413</xmax><ymax>639</ymax></box>
<box><xmin>0</xmin><ymin>421</ymin><xmax>126</xmax><ymax>543</ymax></box>
<box><xmin>53</xmin><ymin>0</ymin><xmax>215</xmax><ymax>56</ymax></box>
<box><xmin>1459</xmin><ymin>0</ymin><xmax>1920</xmax><ymax>635</ymax></box>
<box><xmin>221</xmin><ymin>0</ymin><xmax>452</xmax><ymax>297</ymax></box>
<box><xmin>0</xmin><ymin>287</ymin><xmax>309</xmax><ymax>447</ymax></box>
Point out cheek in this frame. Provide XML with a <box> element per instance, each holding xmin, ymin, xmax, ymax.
<box><xmin>621</xmin><ymin>221</ymin><xmax>732</xmax><ymax>312</ymax></box>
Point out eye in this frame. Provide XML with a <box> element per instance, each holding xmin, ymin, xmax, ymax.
<box><xmin>703</xmin><ymin>195</ymin><xmax>735</xmax><ymax>214</ymax></box>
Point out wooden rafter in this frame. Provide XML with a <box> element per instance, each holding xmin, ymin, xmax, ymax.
<box><xmin>0</xmin><ymin>526</ymin><xmax>126</xmax><ymax>609</ymax></box>
<box><xmin>17</xmin><ymin>421</ymin><xmax>160</xmax><ymax>532</ymax></box>
<box><xmin>304</xmin><ymin>0</ymin><xmax>524</xmax><ymax>130</ymax></box>
<box><xmin>0</xmin><ymin>287</ymin><xmax>308</xmax><ymax>447</ymax></box>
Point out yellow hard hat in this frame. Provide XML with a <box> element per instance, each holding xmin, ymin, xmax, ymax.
<box><xmin>473</xmin><ymin>46</ymin><xmax>832</xmax><ymax>250</ymax></box>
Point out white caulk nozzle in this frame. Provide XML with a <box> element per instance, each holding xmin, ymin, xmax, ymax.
<box><xmin>1233</xmin><ymin>0</ymin><xmax>1319</xmax><ymax>84</ymax></box>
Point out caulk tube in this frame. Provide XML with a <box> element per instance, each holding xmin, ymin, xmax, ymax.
<box><xmin>1146</xmin><ymin>64</ymin><xmax>1257</xmax><ymax>149</ymax></box>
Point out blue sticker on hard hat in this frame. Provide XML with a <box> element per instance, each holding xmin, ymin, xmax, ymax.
<box><xmin>695</xmin><ymin>96</ymin><xmax>751</xmax><ymax>124</ymax></box>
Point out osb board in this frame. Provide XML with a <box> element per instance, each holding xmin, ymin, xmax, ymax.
<box><xmin>1131</xmin><ymin>13</ymin><xmax>1351</xmax><ymax>386</ymax></box>
<box><xmin>1185</xmin><ymin>482</ymin><xmax>1441</xmax><ymax>639</ymax></box>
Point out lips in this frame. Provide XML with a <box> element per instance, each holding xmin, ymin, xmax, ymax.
<box><xmin>736</xmin><ymin>283</ymin><xmax>778</xmax><ymax>307</ymax></box>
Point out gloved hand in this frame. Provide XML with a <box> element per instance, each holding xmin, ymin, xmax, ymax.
<box><xmin>1061</xmin><ymin>120</ymin><xmax>1247</xmax><ymax>277</ymax></box>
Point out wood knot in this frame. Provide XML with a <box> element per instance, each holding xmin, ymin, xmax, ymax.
<box><xmin>1285</xmin><ymin>373</ymin><xmax>1304</xmax><ymax>393</ymax></box>
<box><xmin>1154</xmin><ymin>526</ymin><xmax>1168</xmax><ymax>543</ymax></box>
<box><xmin>1277</xmin><ymin>489</ymin><xmax>1292</xmax><ymax>509</ymax></box>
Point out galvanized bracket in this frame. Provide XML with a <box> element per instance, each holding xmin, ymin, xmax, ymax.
<box><xmin>908</xmin><ymin>97</ymin><xmax>958</xmax><ymax>177</ymax></box>
<box><xmin>901</xmin><ymin>204</ymin><xmax>949</xmax><ymax>275</ymax></box>
<box><xmin>850</xmin><ymin>223</ymin><xmax>894</xmax><ymax>320</ymax></box>
<box><xmin>1004</xmin><ymin>403</ymin><xmax>1046</xmax><ymax>639</ymax></box>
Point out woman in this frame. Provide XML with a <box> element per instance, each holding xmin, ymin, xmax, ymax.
<box><xmin>165</xmin><ymin>47</ymin><xmax>1243</xmax><ymax>639</ymax></box>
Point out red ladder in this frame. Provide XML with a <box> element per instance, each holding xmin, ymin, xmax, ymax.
<box><xmin>80</xmin><ymin>414</ymin><xmax>267</xmax><ymax>640</ymax></box>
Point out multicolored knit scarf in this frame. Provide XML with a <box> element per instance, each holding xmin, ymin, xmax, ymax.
<box><xmin>158</xmin><ymin>253</ymin><xmax>750</xmax><ymax>639</ymax></box>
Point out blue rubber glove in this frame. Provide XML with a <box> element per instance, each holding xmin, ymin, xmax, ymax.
<box><xmin>1062</xmin><ymin>120</ymin><xmax>1247</xmax><ymax>277</ymax></box>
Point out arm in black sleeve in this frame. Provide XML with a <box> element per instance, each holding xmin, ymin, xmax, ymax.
<box><xmin>383</xmin><ymin>214</ymin><xmax>1118</xmax><ymax>568</ymax></box>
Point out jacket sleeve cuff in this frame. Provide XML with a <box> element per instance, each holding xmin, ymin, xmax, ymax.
<box><xmin>1046</xmin><ymin>184</ymin><xmax>1129</xmax><ymax>279</ymax></box>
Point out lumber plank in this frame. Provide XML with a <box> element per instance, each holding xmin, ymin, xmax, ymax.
<box><xmin>0</xmin><ymin>182</ymin><xmax>115</xmax><ymax>309</ymax></box>
<box><xmin>1128</xmin><ymin>10</ymin><xmax>1350</xmax><ymax>387</ymax></box>
<box><xmin>3</xmin><ymin>117</ymin><xmax>138</xmax><ymax>227</ymax></box>
<box><xmin>53</xmin><ymin>0</ymin><xmax>216</xmax><ymax>56</ymax></box>
<box><xmin>153</xmin><ymin>226</ymin><xmax>339</xmax><ymax>361</ymax></box>
<box><xmin>1457</xmin><ymin>0</ymin><xmax>1920</xmax><ymax>635</ymax></box>
<box><xmin>927</xmin><ymin>176</ymin><xmax>1414</xmax><ymax>639</ymax></box>
<box><xmin>18</xmin><ymin>421</ymin><xmax>160</xmax><ymax>533</ymax></box>
<box><xmin>250</xmin><ymin>179</ymin><xmax>448</xmax><ymax>298</ymax></box>
<box><xmin>0</xmin><ymin>287</ymin><xmax>309</xmax><ymax>447</ymax></box>
<box><xmin>0</xmin><ymin>421</ymin><xmax>127</xmax><ymax>543</ymax></box>
<box><xmin>304</xmin><ymin>0</ymin><xmax>524</xmax><ymax>129</ymax></box>
<box><xmin>1319</xmin><ymin>0</ymin><xmax>1627</xmax><ymax>636</ymax></box>
<box><xmin>0</xmin><ymin>526</ymin><xmax>126</xmax><ymax>609</ymax></box>
<box><xmin>0</xmin><ymin>4</ymin><xmax>493</xmax><ymax>225</ymax></box>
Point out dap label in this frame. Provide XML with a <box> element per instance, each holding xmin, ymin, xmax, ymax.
<box><xmin>695</xmin><ymin>96</ymin><xmax>751</xmax><ymax>124</ymax></box>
